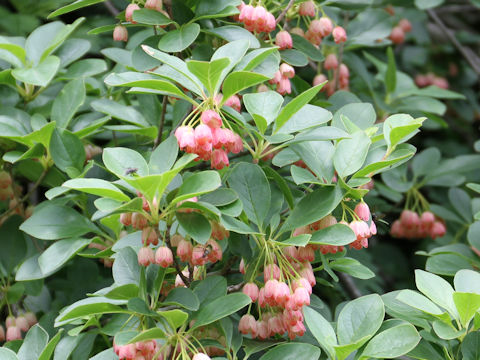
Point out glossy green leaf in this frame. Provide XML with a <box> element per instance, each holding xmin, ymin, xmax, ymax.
<box><xmin>113</xmin><ymin>247</ymin><xmax>141</xmax><ymax>286</ymax></box>
<box><xmin>453</xmin><ymin>292</ymin><xmax>480</xmax><ymax>327</ymax></box>
<box><xmin>158</xmin><ymin>23</ymin><xmax>200</xmax><ymax>53</ymax></box>
<box><xmin>0</xmin><ymin>216</ymin><xmax>27</xmax><ymax>274</ymax></box>
<box><xmin>334</xmin><ymin>131</ymin><xmax>371</xmax><ymax>178</ymax></box>
<box><xmin>17</xmin><ymin>325</ymin><xmax>49</xmax><ymax>360</ymax></box>
<box><xmin>176</xmin><ymin>211</ymin><xmax>211</xmax><ymax>244</ymax></box>
<box><xmin>186</xmin><ymin>58</ymin><xmax>230</xmax><ymax>95</ymax></box>
<box><xmin>38</xmin><ymin>238</ymin><xmax>91</xmax><ymax>278</ymax></box>
<box><xmin>260</xmin><ymin>343</ymin><xmax>320</xmax><ymax>360</ymax></box>
<box><xmin>20</xmin><ymin>204</ymin><xmax>99</xmax><ymax>240</ymax></box>
<box><xmin>12</xmin><ymin>56</ymin><xmax>60</xmax><ymax>87</ymax></box>
<box><xmin>132</xmin><ymin>8</ymin><xmax>173</xmax><ymax>26</ymax></box>
<box><xmin>48</xmin><ymin>0</ymin><xmax>104</xmax><ymax>18</ymax></box>
<box><xmin>49</xmin><ymin>129</ymin><xmax>85</xmax><ymax>176</ymax></box>
<box><xmin>221</xmin><ymin>71</ymin><xmax>269</xmax><ymax>103</ymax></box>
<box><xmin>163</xmin><ymin>287</ymin><xmax>200</xmax><ymax>311</ymax></box>
<box><xmin>304</xmin><ymin>306</ymin><xmax>337</xmax><ymax>359</ymax></box>
<box><xmin>330</xmin><ymin>257</ymin><xmax>375</xmax><ymax>279</ymax></box>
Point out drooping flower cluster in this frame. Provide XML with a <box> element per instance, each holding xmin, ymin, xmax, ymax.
<box><xmin>1</xmin><ymin>312</ymin><xmax>37</xmax><ymax>342</ymax></box>
<box><xmin>270</xmin><ymin>63</ymin><xmax>295</xmax><ymax>95</ymax></box>
<box><xmin>113</xmin><ymin>340</ymin><xmax>157</xmax><ymax>360</ymax></box>
<box><xmin>175</xmin><ymin>109</ymin><xmax>243</xmax><ymax>170</ymax></box>
<box><xmin>237</xmin><ymin>2</ymin><xmax>276</xmax><ymax>33</ymax></box>
<box><xmin>390</xmin><ymin>210</ymin><xmax>446</xmax><ymax>240</ymax></box>
<box><xmin>415</xmin><ymin>73</ymin><xmax>449</xmax><ymax>89</ymax></box>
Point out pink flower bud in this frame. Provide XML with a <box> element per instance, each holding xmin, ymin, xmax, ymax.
<box><xmin>274</xmin><ymin>281</ymin><xmax>291</xmax><ymax>306</ymax></box>
<box><xmin>192</xmin><ymin>245</ymin><xmax>208</xmax><ymax>265</ymax></box>
<box><xmin>290</xmin><ymin>27</ymin><xmax>305</xmax><ymax>37</ymax></box>
<box><xmin>6</xmin><ymin>316</ymin><xmax>15</xmax><ymax>328</ymax></box>
<box><xmin>390</xmin><ymin>220</ymin><xmax>403</xmax><ymax>238</ymax></box>
<box><xmin>280</xmin><ymin>63</ymin><xmax>295</xmax><ymax>78</ymax></box>
<box><xmin>207</xmin><ymin>239</ymin><xmax>223</xmax><ymax>263</ymax></box>
<box><xmin>177</xmin><ymin>239</ymin><xmax>193</xmax><ymax>262</ymax></box>
<box><xmin>142</xmin><ymin>227</ymin><xmax>158</xmax><ymax>246</ymax></box>
<box><xmin>175</xmin><ymin>126</ymin><xmax>196</xmax><ymax>152</ymax></box>
<box><xmin>332</xmin><ymin>26</ymin><xmax>347</xmax><ymax>44</ymax></box>
<box><xmin>6</xmin><ymin>326</ymin><xmax>22</xmax><ymax>341</ymax></box>
<box><xmin>0</xmin><ymin>325</ymin><xmax>4</xmax><ymax>342</ymax></box>
<box><xmin>201</xmin><ymin>110</ymin><xmax>222</xmax><ymax>129</ymax></box>
<box><xmin>120</xmin><ymin>212</ymin><xmax>132</xmax><ymax>226</ymax></box>
<box><xmin>299</xmin><ymin>1</ymin><xmax>315</xmax><ymax>17</ymax></box>
<box><xmin>282</xmin><ymin>246</ymin><xmax>299</xmax><ymax>261</ymax></box>
<box><xmin>354</xmin><ymin>202</ymin><xmax>371</xmax><ymax>222</ymax></box>
<box><xmin>264</xmin><ymin>263</ymin><xmax>281</xmax><ymax>282</ymax></box>
<box><xmin>131</xmin><ymin>212</ymin><xmax>148</xmax><ymax>229</ymax></box>
<box><xmin>318</xmin><ymin>17</ymin><xmax>333</xmax><ymax>37</ymax></box>
<box><xmin>138</xmin><ymin>247</ymin><xmax>155</xmax><ymax>266</ymax></box>
<box><xmin>293</xmin><ymin>277</ymin><xmax>312</xmax><ymax>295</ymax></box>
<box><xmin>155</xmin><ymin>246</ymin><xmax>173</xmax><ymax>268</ymax></box>
<box><xmin>145</xmin><ymin>0</ymin><xmax>163</xmax><ymax>11</ymax></box>
<box><xmin>324</xmin><ymin>54</ymin><xmax>338</xmax><ymax>71</ymax></box>
<box><xmin>400</xmin><ymin>210</ymin><xmax>420</xmax><ymax>229</ymax></box>
<box><xmin>390</xmin><ymin>26</ymin><xmax>405</xmax><ymax>44</ymax></box>
<box><xmin>15</xmin><ymin>316</ymin><xmax>29</xmax><ymax>332</ymax></box>
<box><xmin>211</xmin><ymin>149</ymin><xmax>229</xmax><ymax>170</ymax></box>
<box><xmin>369</xmin><ymin>221</ymin><xmax>377</xmax><ymax>236</ymax></box>
<box><xmin>312</xmin><ymin>215</ymin><xmax>337</xmax><ymax>231</ymax></box>
<box><xmin>113</xmin><ymin>25</ymin><xmax>128</xmax><ymax>42</ymax></box>
<box><xmin>430</xmin><ymin>221</ymin><xmax>446</xmax><ymax>239</ymax></box>
<box><xmin>239</xmin><ymin>258</ymin><xmax>245</xmax><ymax>274</ymax></box>
<box><xmin>243</xmin><ymin>282</ymin><xmax>259</xmax><ymax>302</ymax></box>
<box><xmin>432</xmin><ymin>77</ymin><xmax>449</xmax><ymax>89</ymax></box>
<box><xmin>275</xmin><ymin>31</ymin><xmax>293</xmax><ymax>50</ymax></box>
<box><xmin>339</xmin><ymin>63</ymin><xmax>350</xmax><ymax>80</ymax></box>
<box><xmin>265</xmin><ymin>12</ymin><xmax>276</xmax><ymax>33</ymax></box>
<box><xmin>421</xmin><ymin>211</ymin><xmax>435</xmax><ymax>225</ymax></box>
<box><xmin>239</xmin><ymin>314</ymin><xmax>257</xmax><ymax>335</ymax></box>
<box><xmin>277</xmin><ymin>77</ymin><xmax>291</xmax><ymax>95</ymax></box>
<box><xmin>226</xmin><ymin>133</ymin><xmax>243</xmax><ymax>154</ymax></box>
<box><xmin>239</xmin><ymin>4</ymin><xmax>255</xmax><ymax>24</ymax></box>
<box><xmin>0</xmin><ymin>171</ymin><xmax>12</xmax><ymax>189</ymax></box>
<box><xmin>125</xmin><ymin>3</ymin><xmax>140</xmax><ymax>23</ymax></box>
<box><xmin>224</xmin><ymin>95</ymin><xmax>241</xmax><ymax>112</ymax></box>
<box><xmin>194</xmin><ymin>124</ymin><xmax>213</xmax><ymax>146</ymax></box>
<box><xmin>399</xmin><ymin>18</ymin><xmax>412</xmax><ymax>33</ymax></box>
<box><xmin>264</xmin><ymin>279</ymin><xmax>279</xmax><ymax>303</ymax></box>
<box><xmin>118</xmin><ymin>343</ymin><xmax>137</xmax><ymax>359</ymax></box>
<box><xmin>297</xmin><ymin>246</ymin><xmax>315</xmax><ymax>262</ymax></box>
<box><xmin>257</xmin><ymin>320</ymin><xmax>269</xmax><ymax>340</ymax></box>
<box><xmin>293</xmin><ymin>287</ymin><xmax>310</xmax><ymax>308</ymax></box>
<box><xmin>257</xmin><ymin>84</ymin><xmax>269</xmax><ymax>92</ymax></box>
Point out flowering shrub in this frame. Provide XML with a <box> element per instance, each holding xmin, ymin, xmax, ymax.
<box><xmin>0</xmin><ymin>0</ymin><xmax>480</xmax><ymax>359</ymax></box>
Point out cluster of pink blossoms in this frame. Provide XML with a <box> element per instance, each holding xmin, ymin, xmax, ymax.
<box><xmin>415</xmin><ymin>73</ymin><xmax>449</xmax><ymax>89</ymax></box>
<box><xmin>313</xmin><ymin>55</ymin><xmax>350</xmax><ymax>95</ymax></box>
<box><xmin>175</xmin><ymin>110</ymin><xmax>243</xmax><ymax>170</ymax></box>
<box><xmin>0</xmin><ymin>313</ymin><xmax>37</xmax><ymax>342</ymax></box>
<box><xmin>390</xmin><ymin>18</ymin><xmax>412</xmax><ymax>44</ymax></box>
<box><xmin>270</xmin><ymin>63</ymin><xmax>295</xmax><ymax>95</ymax></box>
<box><xmin>237</xmin><ymin>2</ymin><xmax>276</xmax><ymax>33</ymax></box>
<box><xmin>114</xmin><ymin>340</ymin><xmax>157</xmax><ymax>360</ymax></box>
<box><xmin>239</xmin><ymin>262</ymin><xmax>315</xmax><ymax>340</ymax></box>
<box><xmin>391</xmin><ymin>210</ymin><xmax>446</xmax><ymax>240</ymax></box>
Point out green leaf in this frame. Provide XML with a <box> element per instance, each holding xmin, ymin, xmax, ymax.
<box><xmin>278</xmin><ymin>104</ymin><xmax>332</xmax><ymax>134</ymax></box>
<box><xmin>62</xmin><ymin>58</ymin><xmax>107</xmax><ymax>79</ymax></box>
<box><xmin>20</xmin><ymin>204</ymin><xmax>99</xmax><ymax>240</ymax></box>
<box><xmin>228</xmin><ymin>163</ymin><xmax>271</xmax><ymax>229</ymax></box>
<box><xmin>281</xmin><ymin>186</ymin><xmax>344</xmax><ymax>232</ymax></box>
<box><xmin>174</xmin><ymin>171</ymin><xmax>221</xmax><ymax>204</ymax></box>
<box><xmin>113</xmin><ymin>247</ymin><xmax>141</xmax><ymax>286</ymax></box>
<box><xmin>63</xmin><ymin>178</ymin><xmax>130</xmax><ymax>202</ymax></box>
<box><xmin>158</xmin><ymin>23</ymin><xmax>200</xmax><ymax>53</ymax></box>
<box><xmin>193</xmin><ymin>275</ymin><xmax>227</xmax><ymax>304</ymax></box>
<box><xmin>51</xmin><ymin>79</ymin><xmax>86</xmax><ymax>130</ymax></box>
<box><xmin>149</xmin><ymin>136</ymin><xmax>179</xmax><ymax>174</ymax></box>
<box><xmin>159</xmin><ymin>309</ymin><xmax>188</xmax><ymax>330</ymax></box>
<box><xmin>276</xmin><ymin>234</ymin><xmax>311</xmax><ymax>247</ymax></box>
<box><xmin>176</xmin><ymin>211</ymin><xmax>211</xmax><ymax>244</ymax></box>
<box><xmin>414</xmin><ymin>0</ymin><xmax>444</xmax><ymax>9</ymax></box>
<box><xmin>334</xmin><ymin>131</ymin><xmax>371</xmax><ymax>178</ymax></box>
<box><xmin>195</xmin><ymin>0</ymin><xmax>241</xmax><ymax>19</ymax></box>
<box><xmin>383</xmin><ymin>114</ymin><xmax>424</xmax><ymax>152</ymax></box>
<box><xmin>38</xmin><ymin>330</ymin><xmax>63</xmax><ymax>360</ymax></box>
<box><xmin>304</xmin><ymin>306</ymin><xmax>337</xmax><ymax>359</ymax></box>
<box><xmin>132</xmin><ymin>8</ymin><xmax>173</xmax><ymax>26</ymax></box>
<box><xmin>192</xmin><ymin>293</ymin><xmax>251</xmax><ymax>329</ymax></box>
<box><xmin>432</xmin><ymin>320</ymin><xmax>465</xmax><ymax>340</ymax></box>
<box><xmin>275</xmin><ymin>84</ymin><xmax>324</xmax><ymax>132</ymax></box>
<box><xmin>48</xmin><ymin>0</ymin><xmax>105</xmax><ymax>18</ymax></box>
<box><xmin>38</xmin><ymin>238</ymin><xmax>91</xmax><ymax>278</ymax></box>
<box><xmin>330</xmin><ymin>257</ymin><xmax>375</xmax><ymax>280</ymax></box>
<box><xmin>243</xmin><ymin>91</ymin><xmax>283</xmax><ymax>134</ymax></box>
<box><xmin>12</xmin><ymin>56</ymin><xmax>60</xmax><ymax>87</ymax></box>
<box><xmin>281</xmin><ymin>49</ymin><xmax>308</xmax><ymax>67</ymax></box>
<box><xmin>186</xmin><ymin>58</ymin><xmax>230</xmax><ymax>95</ymax></box>
<box><xmin>0</xmin><ymin>42</ymin><xmax>26</xmax><ymax>65</ymax></box>
<box><xmin>454</xmin><ymin>269</ymin><xmax>480</xmax><ymax>294</ymax></box>
<box><xmin>49</xmin><ymin>129</ymin><xmax>85</xmax><ymax>177</ymax></box>
<box><xmin>337</xmin><ymin>294</ymin><xmax>385</xmax><ymax>345</ymax></box>
<box><xmin>221</xmin><ymin>71</ymin><xmax>269</xmax><ymax>103</ymax></box>
<box><xmin>259</xmin><ymin>343</ymin><xmax>321</xmax><ymax>360</ymax></box>
<box><xmin>309</xmin><ymin>224</ymin><xmax>356</xmax><ymax>246</ymax></box>
<box><xmin>415</xmin><ymin>269</ymin><xmax>459</xmax><ymax>320</ymax></box>
<box><xmin>103</xmin><ymin>147</ymin><xmax>149</xmax><ymax>178</ymax></box>
<box><xmin>55</xmin><ymin>297</ymin><xmax>128</xmax><ymax>325</ymax></box>
<box><xmin>461</xmin><ymin>332</ymin><xmax>480</xmax><ymax>360</ymax></box>
<box><xmin>91</xmin><ymin>99</ymin><xmax>150</xmax><ymax>127</ymax></box>
<box><xmin>291</xmin><ymin>33</ymin><xmax>324</xmax><ymax>62</ymax></box>
<box><xmin>332</xmin><ymin>103</ymin><xmax>376</xmax><ymax>132</ymax></box>
<box><xmin>128</xmin><ymin>328</ymin><xmax>166</xmax><ymax>343</ymax></box>
<box><xmin>468</xmin><ymin>221</ymin><xmax>480</xmax><ymax>249</ymax></box>
<box><xmin>453</xmin><ymin>292</ymin><xmax>480</xmax><ymax>328</ymax></box>
<box><xmin>163</xmin><ymin>287</ymin><xmax>200</xmax><ymax>311</ymax></box>
<box><xmin>205</xmin><ymin>26</ymin><xmax>260</xmax><ymax>49</ymax></box>
<box><xmin>0</xmin><ymin>348</ymin><xmax>18</xmax><ymax>360</ymax></box>
<box><xmin>360</xmin><ymin>323</ymin><xmax>420</xmax><ymax>359</ymax></box>
<box><xmin>17</xmin><ymin>325</ymin><xmax>49</xmax><ymax>360</ymax></box>
<box><xmin>354</xmin><ymin>145</ymin><xmax>416</xmax><ymax>178</ymax></box>
<box><xmin>385</xmin><ymin>47</ymin><xmax>397</xmax><ymax>94</ymax></box>
<box><xmin>0</xmin><ymin>216</ymin><xmax>27</xmax><ymax>274</ymax></box>
<box><xmin>396</xmin><ymin>289</ymin><xmax>450</xmax><ymax>321</ymax></box>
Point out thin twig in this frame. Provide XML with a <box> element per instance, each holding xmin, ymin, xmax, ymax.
<box><xmin>227</xmin><ymin>282</ymin><xmax>244</xmax><ymax>294</ymax></box>
<box><xmin>427</xmin><ymin>9</ymin><xmax>480</xmax><ymax>76</ymax></box>
<box><xmin>276</xmin><ymin>0</ymin><xmax>295</xmax><ymax>24</ymax></box>
<box><xmin>0</xmin><ymin>168</ymin><xmax>48</xmax><ymax>221</ymax></box>
<box><xmin>336</xmin><ymin>272</ymin><xmax>362</xmax><ymax>299</ymax></box>
<box><xmin>104</xmin><ymin>0</ymin><xmax>120</xmax><ymax>16</ymax></box>
<box><xmin>154</xmin><ymin>96</ymin><xmax>168</xmax><ymax>148</ymax></box>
